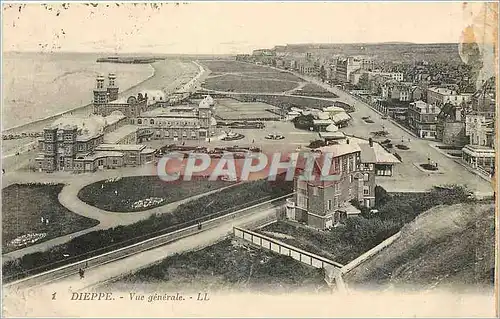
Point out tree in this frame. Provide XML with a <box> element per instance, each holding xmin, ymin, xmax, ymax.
<box><xmin>292</xmin><ymin>114</ymin><xmax>315</xmax><ymax>130</ymax></box>
<box><xmin>319</xmin><ymin>65</ymin><xmax>327</xmax><ymax>82</ymax></box>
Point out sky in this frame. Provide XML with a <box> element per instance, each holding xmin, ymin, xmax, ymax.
<box><xmin>1</xmin><ymin>2</ymin><xmax>488</xmax><ymax>54</ymax></box>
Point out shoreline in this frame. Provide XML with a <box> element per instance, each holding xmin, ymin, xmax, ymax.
<box><xmin>1</xmin><ymin>60</ymin><xmax>203</xmax><ymax>161</ymax></box>
<box><xmin>2</xmin><ymin>63</ymin><xmax>156</xmax><ymax>135</ymax></box>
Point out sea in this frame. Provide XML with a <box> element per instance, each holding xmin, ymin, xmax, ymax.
<box><xmin>2</xmin><ymin>51</ymin><xmax>154</xmax><ymax>131</ymax></box>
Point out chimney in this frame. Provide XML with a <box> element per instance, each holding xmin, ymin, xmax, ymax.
<box><xmin>346</xmin><ymin>138</ymin><xmax>350</xmax><ymax>144</ymax></box>
<box><xmin>369</xmin><ymin>137</ymin><xmax>373</xmax><ymax>147</ymax></box>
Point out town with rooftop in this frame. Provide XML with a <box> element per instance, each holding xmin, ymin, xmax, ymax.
<box><xmin>1</xmin><ymin>2</ymin><xmax>497</xmax><ymax>318</ymax></box>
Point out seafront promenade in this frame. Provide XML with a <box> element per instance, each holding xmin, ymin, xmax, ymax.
<box><xmin>1</xmin><ymin>59</ymin><xmax>203</xmax><ymax>161</ymax></box>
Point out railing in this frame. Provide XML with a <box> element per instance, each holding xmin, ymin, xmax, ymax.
<box><xmin>4</xmin><ymin>194</ymin><xmax>292</xmax><ymax>288</ymax></box>
<box><xmin>233</xmin><ymin>227</ymin><xmax>344</xmax><ymax>270</ymax></box>
<box><xmin>341</xmin><ymin>231</ymin><xmax>401</xmax><ymax>275</ymax></box>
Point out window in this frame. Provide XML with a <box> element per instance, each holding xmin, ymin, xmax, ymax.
<box><xmin>165</xmin><ymin>131</ymin><xmax>170</xmax><ymax>137</ymax></box>
<box><xmin>363</xmin><ymin>186</ymin><xmax>370</xmax><ymax>196</ymax></box>
<box><xmin>349</xmin><ymin>175</ymin><xmax>353</xmax><ymax>183</ymax></box>
<box><xmin>137</xmin><ymin>119</ymin><xmax>142</xmax><ymax>124</ymax></box>
<box><xmin>150</xmin><ymin>119</ymin><xmax>155</xmax><ymax>125</ymax></box>
<box><xmin>363</xmin><ymin>173</ymin><xmax>369</xmax><ymax>181</ymax></box>
<box><xmin>327</xmin><ymin>200</ymin><xmax>332</xmax><ymax>210</ymax></box>
<box><xmin>297</xmin><ymin>180</ymin><xmax>307</xmax><ymax>190</ymax></box>
<box><xmin>182</xmin><ymin>131</ymin><xmax>187</xmax><ymax>137</ymax></box>
<box><xmin>297</xmin><ymin>194</ymin><xmax>308</xmax><ymax>209</ymax></box>
<box><xmin>312</xmin><ymin>187</ymin><xmax>318</xmax><ymax>196</ymax></box>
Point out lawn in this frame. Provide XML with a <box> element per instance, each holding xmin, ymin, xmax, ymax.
<box><xmin>77</xmin><ymin>176</ymin><xmax>234</xmax><ymax>213</ymax></box>
<box><xmin>2</xmin><ymin>183</ymin><xmax>99</xmax><ymax>253</ymax></box>
<box><xmin>103</xmin><ymin>238</ymin><xmax>327</xmax><ymax>293</ymax></box>
<box><xmin>292</xmin><ymin>83</ymin><xmax>339</xmax><ymax>98</ymax></box>
<box><xmin>258</xmin><ymin>185</ymin><xmax>473</xmax><ymax>265</ymax></box>
<box><xmin>3</xmin><ymin>179</ymin><xmax>294</xmax><ymax>281</ymax></box>
<box><xmin>234</xmin><ymin>95</ymin><xmax>334</xmax><ymax>110</ymax></box>
<box><xmin>202</xmin><ymin>74</ymin><xmax>299</xmax><ymax>93</ymax></box>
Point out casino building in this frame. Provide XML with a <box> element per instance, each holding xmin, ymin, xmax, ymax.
<box><xmin>34</xmin><ymin>74</ymin><xmax>218</xmax><ymax>172</ymax></box>
<box><xmin>132</xmin><ymin>95</ymin><xmax>217</xmax><ymax>141</ymax></box>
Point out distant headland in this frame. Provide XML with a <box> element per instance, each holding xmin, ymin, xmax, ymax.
<box><xmin>96</xmin><ymin>56</ymin><xmax>165</xmax><ymax>64</ymax></box>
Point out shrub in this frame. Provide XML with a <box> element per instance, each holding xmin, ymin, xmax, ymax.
<box><xmin>396</xmin><ymin>144</ymin><xmax>410</xmax><ymax>150</ymax></box>
<box><xmin>308</xmin><ymin>140</ymin><xmax>327</xmax><ymax>149</ymax></box>
<box><xmin>292</xmin><ymin>114</ymin><xmax>315</xmax><ymax>130</ymax></box>
<box><xmin>3</xmin><ymin>179</ymin><xmax>293</xmax><ymax>281</ymax></box>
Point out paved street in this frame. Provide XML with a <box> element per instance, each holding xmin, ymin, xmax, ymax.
<box><xmin>290</xmin><ymin>73</ymin><xmax>493</xmax><ymax>195</ymax></box>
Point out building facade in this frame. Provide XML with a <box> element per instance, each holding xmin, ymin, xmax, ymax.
<box><xmin>132</xmin><ymin>95</ymin><xmax>216</xmax><ymax>141</ymax></box>
<box><xmin>284</xmin><ymin>140</ymin><xmax>391</xmax><ymax>230</ymax></box>
<box><xmin>407</xmin><ymin>101</ymin><xmax>441</xmax><ymax>139</ymax></box>
<box><xmin>426</xmin><ymin>87</ymin><xmax>472</xmax><ymax>106</ymax></box>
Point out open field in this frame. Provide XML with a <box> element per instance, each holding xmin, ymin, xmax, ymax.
<box><xmin>215</xmin><ymin>98</ymin><xmax>281</xmax><ymax>121</ymax></box>
<box><xmin>234</xmin><ymin>94</ymin><xmax>336</xmax><ymax>110</ymax></box>
<box><xmin>101</xmin><ymin>237</ymin><xmax>327</xmax><ymax>293</ymax></box>
<box><xmin>345</xmin><ymin>202</ymin><xmax>495</xmax><ymax>292</ymax></box>
<box><xmin>203</xmin><ymin>74</ymin><xmax>299</xmax><ymax>93</ymax></box>
<box><xmin>77</xmin><ymin>176</ymin><xmax>233</xmax><ymax>213</ymax></box>
<box><xmin>2</xmin><ymin>183</ymin><xmax>99</xmax><ymax>253</ymax></box>
<box><xmin>201</xmin><ymin>60</ymin><xmax>285</xmax><ymax>74</ymax></box>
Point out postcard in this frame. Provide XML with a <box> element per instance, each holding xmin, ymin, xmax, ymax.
<box><xmin>2</xmin><ymin>2</ymin><xmax>498</xmax><ymax>317</ymax></box>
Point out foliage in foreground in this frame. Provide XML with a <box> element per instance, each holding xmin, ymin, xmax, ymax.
<box><xmin>3</xmin><ymin>179</ymin><xmax>293</xmax><ymax>281</ymax></box>
<box><xmin>122</xmin><ymin>238</ymin><xmax>326</xmax><ymax>291</ymax></box>
<box><xmin>262</xmin><ymin>185</ymin><xmax>473</xmax><ymax>264</ymax></box>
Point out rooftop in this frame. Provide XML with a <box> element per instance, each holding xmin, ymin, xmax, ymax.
<box><xmin>105</xmin><ymin>111</ymin><xmax>127</xmax><ymax>126</ymax></box>
<box><xmin>50</xmin><ymin>115</ymin><xmax>106</xmax><ymax>141</ymax></box>
<box><xmin>313</xmin><ymin>119</ymin><xmax>334</xmax><ymax>125</ymax></box>
<box><xmin>78</xmin><ymin>151</ymin><xmax>124</xmax><ymax>161</ymax></box>
<box><xmin>141</xmin><ymin>107</ymin><xmax>198</xmax><ymax>118</ymax></box>
<box><xmin>103</xmin><ymin>125</ymin><xmax>138</xmax><ymax>144</ymax></box>
<box><xmin>139</xmin><ymin>90</ymin><xmax>167</xmax><ymax>105</ymax></box>
<box><xmin>108</xmin><ymin>96</ymin><xmax>129</xmax><ymax>104</ymax></box>
<box><xmin>428</xmin><ymin>87</ymin><xmax>457</xmax><ymax>95</ymax></box>
<box><xmin>96</xmin><ymin>144</ymin><xmax>146</xmax><ymax>152</ymax></box>
<box><xmin>411</xmin><ymin>100</ymin><xmax>441</xmax><ymax>113</ymax></box>
<box><xmin>317</xmin><ymin>142</ymin><xmax>361</xmax><ymax>157</ymax></box>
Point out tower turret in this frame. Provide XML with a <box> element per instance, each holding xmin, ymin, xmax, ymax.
<box><xmin>107</xmin><ymin>73</ymin><xmax>119</xmax><ymax>102</ymax></box>
<box><xmin>93</xmin><ymin>75</ymin><xmax>108</xmax><ymax>115</ymax></box>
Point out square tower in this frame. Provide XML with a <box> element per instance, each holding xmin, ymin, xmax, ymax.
<box><xmin>93</xmin><ymin>75</ymin><xmax>108</xmax><ymax>115</ymax></box>
<box><xmin>106</xmin><ymin>73</ymin><xmax>119</xmax><ymax>102</ymax></box>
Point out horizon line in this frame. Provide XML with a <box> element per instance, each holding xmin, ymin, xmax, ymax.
<box><xmin>4</xmin><ymin>41</ymin><xmax>461</xmax><ymax>56</ymax></box>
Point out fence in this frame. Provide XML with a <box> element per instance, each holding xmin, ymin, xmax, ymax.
<box><xmin>4</xmin><ymin>194</ymin><xmax>292</xmax><ymax>289</ymax></box>
<box><xmin>233</xmin><ymin>227</ymin><xmax>343</xmax><ymax>270</ymax></box>
<box><xmin>341</xmin><ymin>231</ymin><xmax>401</xmax><ymax>275</ymax></box>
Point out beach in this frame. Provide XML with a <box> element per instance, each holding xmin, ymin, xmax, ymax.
<box><xmin>2</xmin><ymin>52</ymin><xmax>200</xmax><ymax>157</ymax></box>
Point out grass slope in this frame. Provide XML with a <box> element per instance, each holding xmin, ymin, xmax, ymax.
<box><xmin>345</xmin><ymin>202</ymin><xmax>495</xmax><ymax>292</ymax></box>
<box><xmin>2</xmin><ymin>183</ymin><xmax>99</xmax><ymax>253</ymax></box>
<box><xmin>104</xmin><ymin>238</ymin><xmax>327</xmax><ymax>293</ymax></box>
